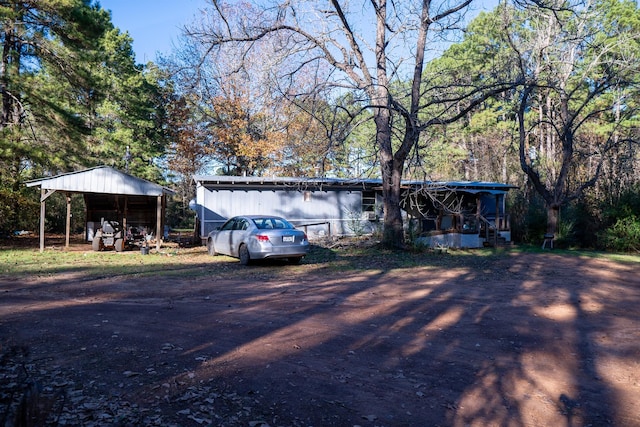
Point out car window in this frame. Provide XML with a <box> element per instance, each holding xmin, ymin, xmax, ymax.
<box><xmin>253</xmin><ymin>217</ymin><xmax>294</xmax><ymax>230</ymax></box>
<box><xmin>221</xmin><ymin>219</ymin><xmax>236</xmax><ymax>231</ymax></box>
<box><xmin>238</xmin><ymin>219</ymin><xmax>249</xmax><ymax>230</ymax></box>
<box><xmin>254</xmin><ymin>218</ymin><xmax>274</xmax><ymax>229</ymax></box>
<box><xmin>274</xmin><ymin>218</ymin><xmax>295</xmax><ymax>229</ymax></box>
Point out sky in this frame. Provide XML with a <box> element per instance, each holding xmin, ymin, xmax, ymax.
<box><xmin>99</xmin><ymin>0</ymin><xmax>209</xmax><ymax>63</ymax></box>
<box><xmin>100</xmin><ymin>0</ymin><xmax>498</xmax><ymax>64</ymax></box>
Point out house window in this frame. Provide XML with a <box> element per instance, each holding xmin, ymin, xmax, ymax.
<box><xmin>303</xmin><ymin>191</ymin><xmax>311</xmax><ymax>202</ymax></box>
<box><xmin>362</xmin><ymin>191</ymin><xmax>376</xmax><ymax>212</ymax></box>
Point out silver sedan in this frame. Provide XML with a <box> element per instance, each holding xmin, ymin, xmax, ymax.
<box><xmin>206</xmin><ymin>215</ymin><xmax>310</xmax><ymax>265</ymax></box>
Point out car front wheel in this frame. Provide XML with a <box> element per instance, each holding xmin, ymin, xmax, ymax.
<box><xmin>207</xmin><ymin>239</ymin><xmax>218</xmax><ymax>256</ymax></box>
<box><xmin>238</xmin><ymin>244</ymin><xmax>251</xmax><ymax>265</ymax></box>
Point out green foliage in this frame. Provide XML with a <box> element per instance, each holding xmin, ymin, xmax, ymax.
<box><xmin>90</xmin><ymin>32</ymin><xmax>170</xmax><ymax>180</ymax></box>
<box><xmin>0</xmin><ymin>0</ymin><xmax>111</xmax><ymax>167</ymax></box>
<box><xmin>0</xmin><ymin>186</ymin><xmax>39</xmax><ymax>235</ymax></box>
<box><xmin>165</xmin><ymin>196</ymin><xmax>196</xmax><ymax>230</ymax></box>
<box><xmin>554</xmin><ymin>220</ymin><xmax>577</xmax><ymax>249</ymax></box>
<box><xmin>602</xmin><ymin>186</ymin><xmax>640</xmax><ymax>221</ymax></box>
<box><xmin>0</xmin><ymin>1</ymin><xmax>171</xmax><ymax>233</ymax></box>
<box><xmin>419</xmin><ymin>138</ymin><xmax>469</xmax><ymax>180</ymax></box>
<box><xmin>599</xmin><ymin>216</ymin><xmax>640</xmax><ymax>252</ymax></box>
<box><xmin>508</xmin><ymin>189</ymin><xmax>547</xmax><ymax>244</ymax></box>
<box><xmin>595</xmin><ymin>186</ymin><xmax>640</xmax><ymax>252</ymax></box>
<box><xmin>565</xmin><ymin>199</ymin><xmax>601</xmax><ymax>248</ymax></box>
<box><xmin>39</xmin><ymin>193</ymin><xmax>87</xmax><ymax>234</ymax></box>
<box><xmin>0</xmin><ymin>1</ymin><xmax>107</xmax><ymax>231</ymax></box>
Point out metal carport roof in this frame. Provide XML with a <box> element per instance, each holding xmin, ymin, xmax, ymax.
<box><xmin>26</xmin><ymin>165</ymin><xmax>173</xmax><ymax>196</ymax></box>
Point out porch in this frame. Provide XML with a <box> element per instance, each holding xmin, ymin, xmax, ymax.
<box><xmin>402</xmin><ymin>182</ymin><xmax>515</xmax><ymax>249</ymax></box>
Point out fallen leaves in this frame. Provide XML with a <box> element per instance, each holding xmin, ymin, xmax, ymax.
<box><xmin>0</xmin><ymin>344</ymin><xmax>265</xmax><ymax>427</ymax></box>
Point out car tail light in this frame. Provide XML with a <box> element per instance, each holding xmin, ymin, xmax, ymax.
<box><xmin>256</xmin><ymin>234</ymin><xmax>270</xmax><ymax>242</ymax></box>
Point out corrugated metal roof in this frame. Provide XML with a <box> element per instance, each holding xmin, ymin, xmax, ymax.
<box><xmin>193</xmin><ymin>175</ymin><xmax>517</xmax><ymax>192</ymax></box>
<box><xmin>26</xmin><ymin>166</ymin><xmax>174</xmax><ymax>196</ymax></box>
<box><xmin>192</xmin><ymin>175</ymin><xmax>381</xmax><ymax>186</ymax></box>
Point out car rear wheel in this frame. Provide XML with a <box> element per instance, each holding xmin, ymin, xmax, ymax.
<box><xmin>239</xmin><ymin>244</ymin><xmax>251</xmax><ymax>265</ymax></box>
<box><xmin>114</xmin><ymin>238</ymin><xmax>124</xmax><ymax>252</ymax></box>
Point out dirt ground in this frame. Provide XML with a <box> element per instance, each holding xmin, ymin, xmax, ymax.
<box><xmin>1</xmin><ymin>242</ymin><xmax>639</xmax><ymax>427</ymax></box>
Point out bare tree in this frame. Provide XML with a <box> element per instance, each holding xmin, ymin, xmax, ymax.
<box><xmin>184</xmin><ymin>0</ymin><xmax>515</xmax><ymax>248</ymax></box>
<box><xmin>505</xmin><ymin>0</ymin><xmax>640</xmax><ymax>236</ymax></box>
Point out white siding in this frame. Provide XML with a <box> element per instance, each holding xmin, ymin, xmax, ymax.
<box><xmin>196</xmin><ymin>186</ymin><xmax>380</xmax><ymax>239</ymax></box>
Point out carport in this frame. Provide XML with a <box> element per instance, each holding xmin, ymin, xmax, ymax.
<box><xmin>26</xmin><ymin>166</ymin><xmax>174</xmax><ymax>252</ymax></box>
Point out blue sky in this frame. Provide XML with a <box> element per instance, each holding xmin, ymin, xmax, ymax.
<box><xmin>100</xmin><ymin>0</ymin><xmax>498</xmax><ymax>64</ymax></box>
<box><xmin>100</xmin><ymin>0</ymin><xmax>208</xmax><ymax>62</ymax></box>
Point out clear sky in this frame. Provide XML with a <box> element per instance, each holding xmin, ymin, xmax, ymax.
<box><xmin>99</xmin><ymin>0</ymin><xmax>498</xmax><ymax>64</ymax></box>
<box><xmin>99</xmin><ymin>0</ymin><xmax>209</xmax><ymax>63</ymax></box>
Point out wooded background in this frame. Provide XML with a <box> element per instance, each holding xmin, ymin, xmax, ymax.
<box><xmin>1</xmin><ymin>0</ymin><xmax>639</xmax><ymax>251</ymax></box>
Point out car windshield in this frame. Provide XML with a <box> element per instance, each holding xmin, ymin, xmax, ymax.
<box><xmin>252</xmin><ymin>217</ymin><xmax>294</xmax><ymax>230</ymax></box>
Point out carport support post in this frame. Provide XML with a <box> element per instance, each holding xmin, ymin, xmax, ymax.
<box><xmin>156</xmin><ymin>195</ymin><xmax>162</xmax><ymax>251</ymax></box>
<box><xmin>40</xmin><ymin>189</ymin><xmax>46</xmax><ymax>253</ymax></box>
<box><xmin>38</xmin><ymin>188</ymin><xmax>56</xmax><ymax>253</ymax></box>
<box><xmin>495</xmin><ymin>195</ymin><xmax>501</xmax><ymax>231</ymax></box>
<box><xmin>122</xmin><ymin>196</ymin><xmax>128</xmax><ymax>231</ymax></box>
<box><xmin>65</xmin><ymin>192</ymin><xmax>71</xmax><ymax>249</ymax></box>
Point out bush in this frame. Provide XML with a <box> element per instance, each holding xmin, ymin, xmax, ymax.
<box><xmin>553</xmin><ymin>219</ymin><xmax>577</xmax><ymax>249</ymax></box>
<box><xmin>599</xmin><ymin>215</ymin><xmax>640</xmax><ymax>253</ymax></box>
<box><xmin>508</xmin><ymin>189</ymin><xmax>547</xmax><ymax>244</ymax></box>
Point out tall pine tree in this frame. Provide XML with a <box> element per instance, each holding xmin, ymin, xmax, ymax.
<box><xmin>0</xmin><ymin>0</ymin><xmax>109</xmax><ymax>232</ymax></box>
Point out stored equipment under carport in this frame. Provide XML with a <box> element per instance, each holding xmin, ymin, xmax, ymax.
<box><xmin>92</xmin><ymin>220</ymin><xmax>145</xmax><ymax>252</ymax></box>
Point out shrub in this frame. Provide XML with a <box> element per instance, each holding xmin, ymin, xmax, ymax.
<box><xmin>599</xmin><ymin>215</ymin><xmax>640</xmax><ymax>253</ymax></box>
<box><xmin>508</xmin><ymin>189</ymin><xmax>546</xmax><ymax>244</ymax></box>
<box><xmin>554</xmin><ymin>219</ymin><xmax>576</xmax><ymax>249</ymax></box>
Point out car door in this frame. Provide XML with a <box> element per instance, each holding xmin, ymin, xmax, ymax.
<box><xmin>229</xmin><ymin>218</ymin><xmax>250</xmax><ymax>257</ymax></box>
<box><xmin>212</xmin><ymin>218</ymin><xmax>237</xmax><ymax>256</ymax></box>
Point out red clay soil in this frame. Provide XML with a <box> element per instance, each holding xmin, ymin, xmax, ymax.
<box><xmin>1</xmin><ymin>246</ymin><xmax>639</xmax><ymax>426</ymax></box>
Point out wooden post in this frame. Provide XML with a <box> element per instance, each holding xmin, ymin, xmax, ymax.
<box><xmin>65</xmin><ymin>193</ymin><xmax>71</xmax><ymax>249</ymax></box>
<box><xmin>156</xmin><ymin>195</ymin><xmax>162</xmax><ymax>251</ymax></box>
<box><xmin>40</xmin><ymin>189</ymin><xmax>46</xmax><ymax>253</ymax></box>
<box><xmin>123</xmin><ymin>196</ymin><xmax>128</xmax><ymax>231</ymax></box>
<box><xmin>495</xmin><ymin>195</ymin><xmax>501</xmax><ymax>231</ymax></box>
<box><xmin>39</xmin><ymin>188</ymin><xmax>56</xmax><ymax>253</ymax></box>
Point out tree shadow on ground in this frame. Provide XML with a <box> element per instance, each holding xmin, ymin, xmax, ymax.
<box><xmin>0</xmin><ymin>248</ymin><xmax>637</xmax><ymax>426</ymax></box>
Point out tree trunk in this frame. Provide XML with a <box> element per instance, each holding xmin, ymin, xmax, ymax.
<box><xmin>375</xmin><ymin>100</ymin><xmax>405</xmax><ymax>248</ymax></box>
<box><xmin>381</xmin><ymin>157</ymin><xmax>405</xmax><ymax>248</ymax></box>
<box><xmin>547</xmin><ymin>204</ymin><xmax>560</xmax><ymax>235</ymax></box>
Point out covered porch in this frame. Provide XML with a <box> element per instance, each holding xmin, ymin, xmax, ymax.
<box><xmin>401</xmin><ymin>182</ymin><xmax>516</xmax><ymax>248</ymax></box>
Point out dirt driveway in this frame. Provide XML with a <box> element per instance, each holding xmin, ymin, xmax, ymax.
<box><xmin>1</xmin><ymin>245</ymin><xmax>639</xmax><ymax>426</ymax></box>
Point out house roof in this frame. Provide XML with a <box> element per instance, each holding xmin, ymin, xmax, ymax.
<box><xmin>193</xmin><ymin>175</ymin><xmax>517</xmax><ymax>193</ymax></box>
<box><xmin>26</xmin><ymin>166</ymin><xmax>174</xmax><ymax>197</ymax></box>
<box><xmin>193</xmin><ymin>175</ymin><xmax>380</xmax><ymax>187</ymax></box>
